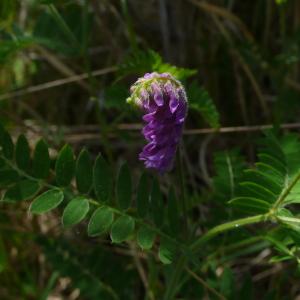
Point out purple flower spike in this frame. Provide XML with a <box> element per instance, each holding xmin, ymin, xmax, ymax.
<box><xmin>127</xmin><ymin>72</ymin><xmax>188</xmax><ymax>173</ymax></box>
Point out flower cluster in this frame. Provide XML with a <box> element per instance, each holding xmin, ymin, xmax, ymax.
<box><xmin>127</xmin><ymin>72</ymin><xmax>187</xmax><ymax>173</ymax></box>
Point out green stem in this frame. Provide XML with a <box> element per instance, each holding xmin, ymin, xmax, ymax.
<box><xmin>163</xmin><ymin>150</ymin><xmax>189</xmax><ymax>300</ymax></box>
<box><xmin>191</xmin><ymin>214</ymin><xmax>268</xmax><ymax>252</ymax></box>
<box><xmin>176</xmin><ymin>148</ymin><xmax>188</xmax><ymax>236</ymax></box>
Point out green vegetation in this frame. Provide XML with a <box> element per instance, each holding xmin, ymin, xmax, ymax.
<box><xmin>1</xmin><ymin>1</ymin><xmax>300</xmax><ymax>299</ymax></box>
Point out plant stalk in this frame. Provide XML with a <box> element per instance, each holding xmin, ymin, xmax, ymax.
<box><xmin>191</xmin><ymin>214</ymin><xmax>268</xmax><ymax>252</ymax></box>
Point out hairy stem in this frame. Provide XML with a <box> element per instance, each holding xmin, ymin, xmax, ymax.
<box><xmin>191</xmin><ymin>214</ymin><xmax>268</xmax><ymax>252</ymax></box>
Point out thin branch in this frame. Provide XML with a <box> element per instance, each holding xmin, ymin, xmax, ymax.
<box><xmin>36</xmin><ymin>45</ymin><xmax>90</xmax><ymax>91</ymax></box>
<box><xmin>186</xmin><ymin>267</ymin><xmax>227</xmax><ymax>300</ymax></box>
<box><xmin>191</xmin><ymin>214</ymin><xmax>268</xmax><ymax>252</ymax></box>
<box><xmin>129</xmin><ymin>243</ymin><xmax>155</xmax><ymax>300</ymax></box>
<box><xmin>85</xmin><ymin>122</ymin><xmax>300</xmax><ymax>135</ymax></box>
<box><xmin>184</xmin><ymin>123</ymin><xmax>300</xmax><ymax>135</ymax></box>
<box><xmin>0</xmin><ymin>66</ymin><xmax>117</xmax><ymax>101</ymax></box>
<box><xmin>11</xmin><ymin>123</ymin><xmax>300</xmax><ymax>146</ymax></box>
<box><xmin>253</xmin><ymin>264</ymin><xmax>283</xmax><ymax>282</ymax></box>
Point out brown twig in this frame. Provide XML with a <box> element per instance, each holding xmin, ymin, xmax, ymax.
<box><xmin>12</xmin><ymin>123</ymin><xmax>300</xmax><ymax>147</ymax></box>
<box><xmin>129</xmin><ymin>243</ymin><xmax>155</xmax><ymax>300</ymax></box>
<box><xmin>184</xmin><ymin>123</ymin><xmax>300</xmax><ymax>134</ymax></box>
<box><xmin>36</xmin><ymin>46</ymin><xmax>90</xmax><ymax>91</ymax></box>
<box><xmin>71</xmin><ymin>122</ymin><xmax>300</xmax><ymax>134</ymax></box>
<box><xmin>186</xmin><ymin>267</ymin><xmax>227</xmax><ymax>300</ymax></box>
<box><xmin>0</xmin><ymin>66</ymin><xmax>117</xmax><ymax>101</ymax></box>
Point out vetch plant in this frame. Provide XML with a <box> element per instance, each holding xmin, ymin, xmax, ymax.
<box><xmin>2</xmin><ymin>82</ymin><xmax>300</xmax><ymax>299</ymax></box>
<box><xmin>2</xmin><ymin>0</ymin><xmax>300</xmax><ymax>298</ymax></box>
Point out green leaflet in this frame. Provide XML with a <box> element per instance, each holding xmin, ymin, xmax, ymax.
<box><xmin>229</xmin><ymin>197</ymin><xmax>271</xmax><ymax>213</ymax></box>
<box><xmin>30</xmin><ymin>189</ymin><xmax>64</xmax><ymax>214</ymax></box>
<box><xmin>3</xmin><ymin>179</ymin><xmax>40</xmax><ymax>202</ymax></box>
<box><xmin>110</xmin><ymin>215</ymin><xmax>135</xmax><ymax>243</ymax></box>
<box><xmin>15</xmin><ymin>134</ymin><xmax>30</xmax><ymax>172</ymax></box>
<box><xmin>116</xmin><ymin>162</ymin><xmax>132</xmax><ymax>210</ymax></box>
<box><xmin>0</xmin><ymin>169</ymin><xmax>19</xmax><ymax>187</ymax></box>
<box><xmin>62</xmin><ymin>197</ymin><xmax>90</xmax><ymax>227</ymax></box>
<box><xmin>76</xmin><ymin>149</ymin><xmax>93</xmax><ymax>194</ymax></box>
<box><xmin>137</xmin><ymin>226</ymin><xmax>156</xmax><ymax>250</ymax></box>
<box><xmin>136</xmin><ymin>172</ymin><xmax>150</xmax><ymax>217</ymax></box>
<box><xmin>33</xmin><ymin>139</ymin><xmax>50</xmax><ymax>179</ymax></box>
<box><xmin>88</xmin><ymin>206</ymin><xmax>114</xmax><ymax>237</ymax></box>
<box><xmin>55</xmin><ymin>144</ymin><xmax>75</xmax><ymax>187</ymax></box>
<box><xmin>93</xmin><ymin>155</ymin><xmax>112</xmax><ymax>203</ymax></box>
<box><xmin>158</xmin><ymin>238</ymin><xmax>176</xmax><ymax>265</ymax></box>
<box><xmin>239</xmin><ymin>182</ymin><xmax>277</xmax><ymax>203</ymax></box>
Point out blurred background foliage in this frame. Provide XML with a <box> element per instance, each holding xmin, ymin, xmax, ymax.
<box><xmin>1</xmin><ymin>0</ymin><xmax>300</xmax><ymax>299</ymax></box>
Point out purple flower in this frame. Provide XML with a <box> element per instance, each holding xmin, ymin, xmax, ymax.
<box><xmin>127</xmin><ymin>72</ymin><xmax>187</xmax><ymax>173</ymax></box>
